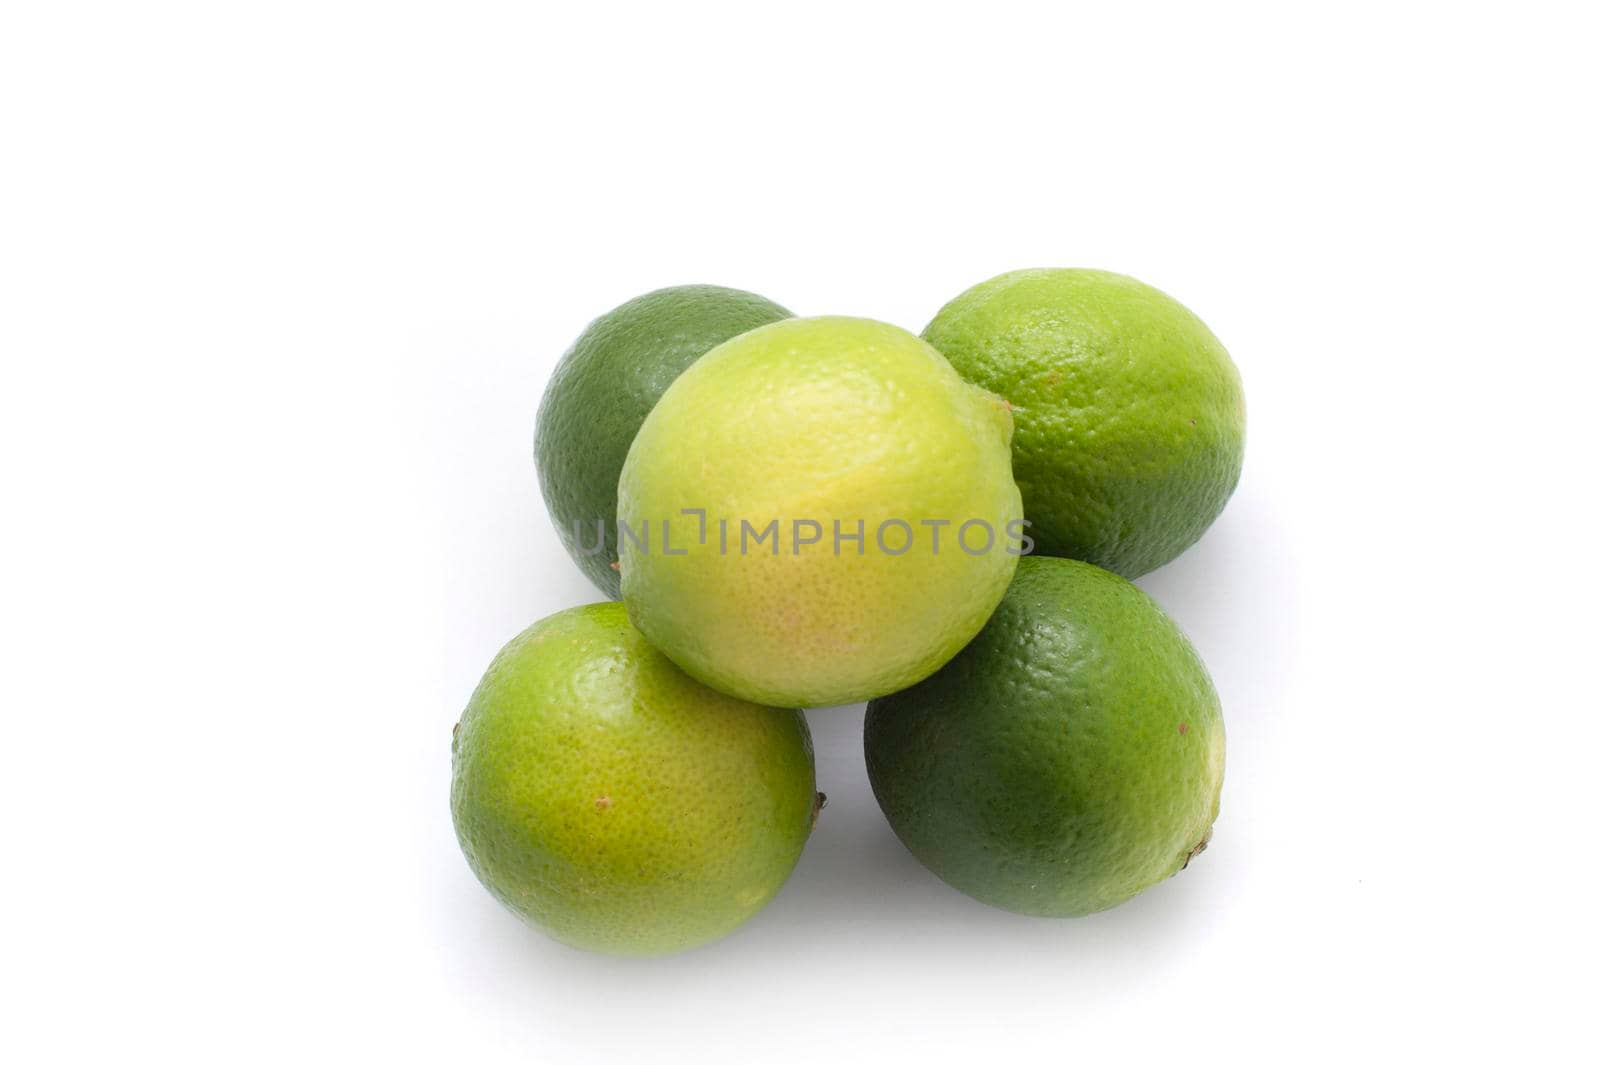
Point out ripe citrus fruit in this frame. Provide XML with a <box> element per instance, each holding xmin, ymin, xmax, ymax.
<box><xmin>864</xmin><ymin>556</ymin><xmax>1225</xmax><ymax>916</ymax></box>
<box><xmin>535</xmin><ymin>285</ymin><xmax>792</xmax><ymax>598</ymax></box>
<box><xmin>923</xmin><ymin>268</ymin><xmax>1245</xmax><ymax>578</ymax></box>
<box><xmin>450</xmin><ymin>602</ymin><xmax>817</xmax><ymax>955</ymax></box>
<box><xmin>617</xmin><ymin>316</ymin><xmax>1024</xmax><ymax>708</ymax></box>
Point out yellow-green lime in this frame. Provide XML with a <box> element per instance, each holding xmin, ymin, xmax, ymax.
<box><xmin>618</xmin><ymin>316</ymin><xmax>1023</xmax><ymax>708</ymax></box>
<box><xmin>865</xmin><ymin>556</ymin><xmax>1225</xmax><ymax>916</ymax></box>
<box><xmin>450</xmin><ymin>602</ymin><xmax>817</xmax><ymax>956</ymax></box>
<box><xmin>923</xmin><ymin>268</ymin><xmax>1245</xmax><ymax>577</ymax></box>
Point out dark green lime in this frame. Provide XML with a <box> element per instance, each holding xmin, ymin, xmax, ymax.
<box><xmin>535</xmin><ymin>285</ymin><xmax>791</xmax><ymax>596</ymax></box>
<box><xmin>865</xmin><ymin>556</ymin><xmax>1225</xmax><ymax>916</ymax></box>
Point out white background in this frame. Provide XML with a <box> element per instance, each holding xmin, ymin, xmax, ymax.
<box><xmin>4</xmin><ymin>3</ymin><xmax>1597</xmax><ymax>1061</ymax></box>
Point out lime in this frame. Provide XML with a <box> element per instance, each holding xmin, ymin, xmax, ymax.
<box><xmin>864</xmin><ymin>556</ymin><xmax>1225</xmax><ymax>916</ymax></box>
<box><xmin>618</xmin><ymin>316</ymin><xmax>1023</xmax><ymax>708</ymax></box>
<box><xmin>536</xmin><ymin>285</ymin><xmax>792</xmax><ymax>597</ymax></box>
<box><xmin>450</xmin><ymin>602</ymin><xmax>817</xmax><ymax>955</ymax></box>
<box><xmin>923</xmin><ymin>268</ymin><xmax>1245</xmax><ymax>577</ymax></box>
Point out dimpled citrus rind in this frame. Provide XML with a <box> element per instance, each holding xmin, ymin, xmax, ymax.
<box><xmin>535</xmin><ymin>285</ymin><xmax>792</xmax><ymax>598</ymax></box>
<box><xmin>450</xmin><ymin>602</ymin><xmax>816</xmax><ymax>956</ymax></box>
<box><xmin>618</xmin><ymin>315</ymin><xmax>1023</xmax><ymax>708</ymax></box>
<box><xmin>864</xmin><ymin>556</ymin><xmax>1225</xmax><ymax>917</ymax></box>
<box><xmin>923</xmin><ymin>268</ymin><xmax>1245</xmax><ymax>578</ymax></box>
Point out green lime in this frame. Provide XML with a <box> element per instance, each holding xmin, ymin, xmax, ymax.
<box><xmin>618</xmin><ymin>316</ymin><xmax>1023</xmax><ymax>708</ymax></box>
<box><xmin>923</xmin><ymin>268</ymin><xmax>1245</xmax><ymax>577</ymax></box>
<box><xmin>536</xmin><ymin>285</ymin><xmax>792</xmax><ymax>597</ymax></box>
<box><xmin>450</xmin><ymin>602</ymin><xmax>817</xmax><ymax>955</ymax></box>
<box><xmin>864</xmin><ymin>556</ymin><xmax>1225</xmax><ymax>916</ymax></box>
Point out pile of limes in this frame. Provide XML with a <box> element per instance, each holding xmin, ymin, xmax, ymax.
<box><xmin>452</xmin><ymin>269</ymin><xmax>1245</xmax><ymax>955</ymax></box>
